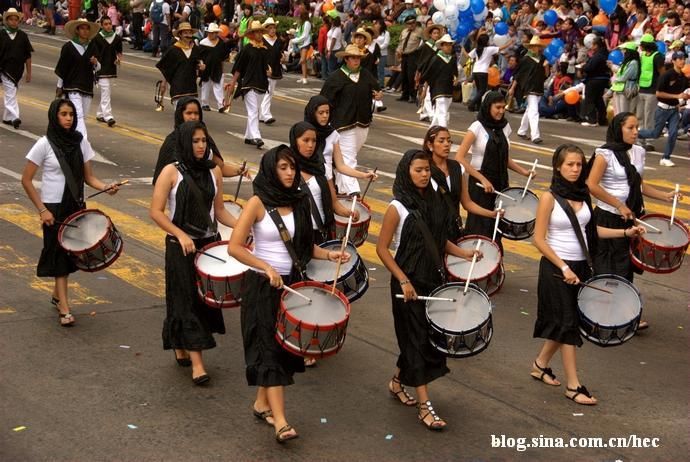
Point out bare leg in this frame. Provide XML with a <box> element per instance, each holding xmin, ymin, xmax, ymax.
<box><xmin>266</xmin><ymin>385</ymin><xmax>297</xmax><ymax>439</ymax></box>
<box><xmin>389</xmin><ymin>368</ymin><xmax>417</xmax><ymax>405</ymax></box>
<box><xmin>55</xmin><ymin>276</ymin><xmax>69</xmax><ymax>314</ymax></box>
<box><xmin>531</xmin><ymin>339</ymin><xmax>562</xmax><ymax>386</ymax></box>
<box><xmin>561</xmin><ymin>345</ymin><xmax>597</xmax><ymax>404</ymax></box>
<box><xmin>254</xmin><ymin>387</ymin><xmax>275</xmax><ymax>425</ymax></box>
<box><xmin>189</xmin><ymin>351</ymin><xmax>207</xmax><ymax>379</ymax></box>
<box><xmin>300</xmin><ymin>49</ymin><xmax>308</xmax><ymax>81</ymax></box>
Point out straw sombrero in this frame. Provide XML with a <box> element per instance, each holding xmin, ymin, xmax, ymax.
<box><xmin>423</xmin><ymin>23</ymin><xmax>445</xmax><ymax>39</ymax></box>
<box><xmin>527</xmin><ymin>36</ymin><xmax>546</xmax><ymax>48</ymax></box>
<box><xmin>336</xmin><ymin>43</ymin><xmax>367</xmax><ymax>59</ymax></box>
<box><xmin>435</xmin><ymin>33</ymin><xmax>455</xmax><ymax>46</ymax></box>
<box><xmin>246</xmin><ymin>20</ymin><xmax>266</xmax><ymax>34</ymax></box>
<box><xmin>2</xmin><ymin>8</ymin><xmax>23</xmax><ymax>23</ymax></box>
<box><xmin>64</xmin><ymin>18</ymin><xmax>100</xmax><ymax>40</ymax></box>
<box><xmin>352</xmin><ymin>28</ymin><xmax>372</xmax><ymax>45</ymax></box>
<box><xmin>173</xmin><ymin>22</ymin><xmax>198</xmax><ymax>38</ymax></box>
<box><xmin>262</xmin><ymin>17</ymin><xmax>278</xmax><ymax>27</ymax></box>
<box><xmin>206</xmin><ymin>22</ymin><xmax>221</xmax><ymax>33</ymax></box>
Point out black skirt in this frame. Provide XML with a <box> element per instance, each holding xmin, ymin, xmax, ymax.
<box><xmin>240</xmin><ymin>270</ymin><xmax>305</xmax><ymax>387</ymax></box>
<box><xmin>592</xmin><ymin>208</ymin><xmax>636</xmax><ymax>282</ymax></box>
<box><xmin>533</xmin><ymin>257</ymin><xmax>591</xmax><ymax>347</ymax></box>
<box><xmin>37</xmin><ymin>202</ymin><xmax>81</xmax><ymax>278</ymax></box>
<box><xmin>162</xmin><ymin>234</ymin><xmax>225</xmax><ymax>351</ymax></box>
<box><xmin>465</xmin><ymin>180</ymin><xmax>502</xmax><ymax>250</ymax></box>
<box><xmin>390</xmin><ymin>278</ymin><xmax>449</xmax><ymax>388</ymax></box>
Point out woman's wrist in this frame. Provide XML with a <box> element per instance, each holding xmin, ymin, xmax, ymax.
<box><xmin>560</xmin><ymin>264</ymin><xmax>570</xmax><ymax>273</ymax></box>
<box><xmin>38</xmin><ymin>207</ymin><xmax>48</xmax><ymax>215</ymax></box>
<box><xmin>399</xmin><ymin>278</ymin><xmax>409</xmax><ymax>286</ymax></box>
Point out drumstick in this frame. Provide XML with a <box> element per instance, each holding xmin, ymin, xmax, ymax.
<box><xmin>475</xmin><ymin>183</ymin><xmax>517</xmax><ymax>201</ymax></box>
<box><xmin>634</xmin><ymin>217</ymin><xmax>662</xmax><ymax>233</ymax></box>
<box><xmin>395</xmin><ymin>294</ymin><xmax>456</xmax><ymax>302</ymax></box>
<box><xmin>491</xmin><ymin>199</ymin><xmax>503</xmax><ymax>243</ymax></box>
<box><xmin>360</xmin><ymin>167</ymin><xmax>377</xmax><ymax>201</ymax></box>
<box><xmin>463</xmin><ymin>239</ymin><xmax>483</xmax><ymax>295</ymax></box>
<box><xmin>87</xmin><ymin>180</ymin><xmax>129</xmax><ymax>199</ymax></box>
<box><xmin>669</xmin><ymin>183</ymin><xmax>680</xmax><ymax>230</ymax></box>
<box><xmin>234</xmin><ymin>160</ymin><xmax>247</xmax><ymax>202</ymax></box>
<box><xmin>521</xmin><ymin>159</ymin><xmax>538</xmax><ymax>199</ymax></box>
<box><xmin>196</xmin><ymin>249</ymin><xmax>226</xmax><ymax>263</ymax></box>
<box><xmin>331</xmin><ymin>196</ymin><xmax>358</xmax><ymax>294</ymax></box>
<box><xmin>54</xmin><ymin>221</ymin><xmax>79</xmax><ymax>228</ymax></box>
<box><xmin>551</xmin><ymin>274</ymin><xmax>613</xmax><ymax>294</ymax></box>
<box><xmin>282</xmin><ymin>284</ymin><xmax>312</xmax><ymax>303</ymax></box>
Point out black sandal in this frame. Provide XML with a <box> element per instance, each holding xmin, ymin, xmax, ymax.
<box><xmin>531</xmin><ymin>361</ymin><xmax>559</xmax><ymax>386</ymax></box>
<box><xmin>565</xmin><ymin>385</ymin><xmax>597</xmax><ymax>406</ymax></box>
<box><xmin>275</xmin><ymin>424</ymin><xmax>298</xmax><ymax>443</ymax></box>
<box><xmin>417</xmin><ymin>400</ymin><xmax>446</xmax><ymax>431</ymax></box>
<box><xmin>388</xmin><ymin>376</ymin><xmax>417</xmax><ymax>406</ymax></box>
<box><xmin>253</xmin><ymin>407</ymin><xmax>274</xmax><ymax>426</ymax></box>
<box><xmin>174</xmin><ymin>351</ymin><xmax>191</xmax><ymax>367</ymax></box>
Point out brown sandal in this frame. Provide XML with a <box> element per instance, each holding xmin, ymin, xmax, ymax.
<box><xmin>388</xmin><ymin>376</ymin><xmax>417</xmax><ymax>406</ymax></box>
<box><xmin>275</xmin><ymin>424</ymin><xmax>298</xmax><ymax>443</ymax></box>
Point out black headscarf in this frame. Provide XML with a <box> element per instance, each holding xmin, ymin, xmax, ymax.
<box><xmin>476</xmin><ymin>91</ymin><xmax>509</xmax><ymax>191</ymax></box>
<box><xmin>304</xmin><ymin>95</ymin><xmax>335</xmax><ymax>143</ymax></box>
<box><xmin>392</xmin><ymin>149</ymin><xmax>451</xmax><ymax>290</ymax></box>
<box><xmin>253</xmin><ymin>145</ymin><xmax>313</xmax><ymax>273</ymax></box>
<box><xmin>47</xmin><ymin>99</ymin><xmax>85</xmax><ymax>204</ymax></box>
<box><xmin>593</xmin><ymin>112</ymin><xmax>644</xmax><ymax>216</ymax></box>
<box><xmin>289</xmin><ymin>121</ymin><xmax>335</xmax><ymax>232</ymax></box>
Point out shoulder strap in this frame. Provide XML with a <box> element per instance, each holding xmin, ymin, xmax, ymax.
<box><xmin>410</xmin><ymin>209</ymin><xmax>446</xmax><ymax>282</ymax></box>
<box><xmin>552</xmin><ymin>192</ymin><xmax>593</xmax><ymax>270</ymax></box>
<box><xmin>47</xmin><ymin>140</ymin><xmax>83</xmax><ymax>206</ymax></box>
<box><xmin>174</xmin><ymin>162</ymin><xmax>216</xmax><ymax>232</ymax></box>
<box><xmin>266</xmin><ymin>207</ymin><xmax>306</xmax><ymax>279</ymax></box>
<box><xmin>299</xmin><ymin>177</ymin><xmax>326</xmax><ymax>233</ymax></box>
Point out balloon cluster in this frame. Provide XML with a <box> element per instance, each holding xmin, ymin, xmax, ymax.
<box><xmin>543</xmin><ymin>37</ymin><xmax>564</xmax><ymax>65</ymax></box>
<box><xmin>427</xmin><ymin>0</ymin><xmax>489</xmax><ymax>41</ymax></box>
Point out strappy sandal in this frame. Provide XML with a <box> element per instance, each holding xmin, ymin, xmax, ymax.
<box><xmin>565</xmin><ymin>385</ymin><xmax>597</xmax><ymax>406</ymax></box>
<box><xmin>275</xmin><ymin>424</ymin><xmax>298</xmax><ymax>444</ymax></box>
<box><xmin>59</xmin><ymin>312</ymin><xmax>75</xmax><ymax>327</ymax></box>
<box><xmin>51</xmin><ymin>296</ymin><xmax>60</xmax><ymax>309</ymax></box>
<box><xmin>388</xmin><ymin>376</ymin><xmax>417</xmax><ymax>406</ymax></box>
<box><xmin>253</xmin><ymin>407</ymin><xmax>274</xmax><ymax>426</ymax></box>
<box><xmin>531</xmin><ymin>361</ymin><xmax>560</xmax><ymax>386</ymax></box>
<box><xmin>304</xmin><ymin>357</ymin><xmax>317</xmax><ymax>367</ymax></box>
<box><xmin>417</xmin><ymin>400</ymin><xmax>446</xmax><ymax>431</ymax></box>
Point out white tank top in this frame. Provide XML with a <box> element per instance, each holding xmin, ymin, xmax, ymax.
<box><xmin>167</xmin><ymin>171</ymin><xmax>218</xmax><ymax>237</ymax></box>
<box><xmin>304</xmin><ymin>175</ymin><xmax>326</xmax><ymax>229</ymax></box>
<box><xmin>389</xmin><ymin>200</ymin><xmax>410</xmax><ymax>253</ymax></box>
<box><xmin>594</xmin><ymin>146</ymin><xmax>645</xmax><ymax>215</ymax></box>
<box><xmin>547</xmin><ymin>199</ymin><xmax>591</xmax><ymax>261</ymax></box>
<box><xmin>252</xmin><ymin>208</ymin><xmax>296</xmax><ymax>276</ymax></box>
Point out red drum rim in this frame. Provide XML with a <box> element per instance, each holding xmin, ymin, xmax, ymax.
<box><xmin>279</xmin><ymin>280</ymin><xmax>351</xmax><ymax>331</ymax></box>
<box><xmin>445</xmin><ymin>234</ymin><xmax>502</xmax><ymax>281</ymax></box>
<box><xmin>57</xmin><ymin>209</ymin><xmax>113</xmax><ymax>255</ymax></box>
<box><xmin>194</xmin><ymin>240</ymin><xmax>248</xmax><ymax>282</ymax></box>
<box><xmin>632</xmin><ymin>213</ymin><xmax>690</xmax><ymax>251</ymax></box>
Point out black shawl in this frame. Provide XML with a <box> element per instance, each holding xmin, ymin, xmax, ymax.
<box><xmin>477</xmin><ymin>91</ymin><xmax>509</xmax><ymax>191</ymax></box>
<box><xmin>253</xmin><ymin>145</ymin><xmax>314</xmax><ymax>272</ymax></box>
<box><xmin>303</xmin><ymin>95</ymin><xmax>335</xmax><ymax>152</ymax></box>
<box><xmin>289</xmin><ymin>122</ymin><xmax>335</xmax><ymax>232</ymax></box>
<box><xmin>47</xmin><ymin>99</ymin><xmax>85</xmax><ymax>204</ymax></box>
<box><xmin>393</xmin><ymin>149</ymin><xmax>450</xmax><ymax>290</ymax></box>
<box><xmin>430</xmin><ymin>158</ymin><xmax>463</xmax><ymax>240</ymax></box>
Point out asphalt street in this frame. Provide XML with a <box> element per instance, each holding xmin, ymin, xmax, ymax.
<box><xmin>0</xmin><ymin>28</ymin><xmax>688</xmax><ymax>461</ymax></box>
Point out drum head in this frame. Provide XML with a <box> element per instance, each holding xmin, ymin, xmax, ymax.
<box><xmin>219</xmin><ymin>201</ymin><xmax>243</xmax><ymax>241</ymax></box>
<box><xmin>578</xmin><ymin>275</ymin><xmax>641</xmax><ymax>327</ymax></box>
<box><xmin>196</xmin><ymin>241</ymin><xmax>248</xmax><ymax>277</ymax></box>
<box><xmin>60</xmin><ymin>211</ymin><xmax>109</xmax><ymax>251</ymax></box>
<box><xmin>335</xmin><ymin>199</ymin><xmax>371</xmax><ymax>223</ymax></box>
<box><xmin>446</xmin><ymin>236</ymin><xmax>501</xmax><ymax>280</ymax></box>
<box><xmin>283</xmin><ymin>285</ymin><xmax>348</xmax><ymax>325</ymax></box>
<box><xmin>306</xmin><ymin>240</ymin><xmax>358</xmax><ymax>282</ymax></box>
<box><xmin>638</xmin><ymin>215</ymin><xmax>689</xmax><ymax>248</ymax></box>
<box><xmin>501</xmin><ymin>187</ymin><xmax>539</xmax><ymax>224</ymax></box>
<box><xmin>426</xmin><ymin>284</ymin><xmax>491</xmax><ymax>334</ymax></box>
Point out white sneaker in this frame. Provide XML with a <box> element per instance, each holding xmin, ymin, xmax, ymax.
<box><xmin>659</xmin><ymin>158</ymin><xmax>675</xmax><ymax>167</ymax></box>
<box><xmin>581</xmin><ymin>121</ymin><xmax>598</xmax><ymax>127</ymax></box>
<box><xmin>300</xmin><ymin>78</ymin><xmax>308</xmax><ymax>84</ymax></box>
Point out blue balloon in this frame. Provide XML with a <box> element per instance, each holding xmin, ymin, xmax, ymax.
<box><xmin>548</xmin><ymin>54</ymin><xmax>558</xmax><ymax>65</ymax></box>
<box><xmin>456</xmin><ymin>22</ymin><xmax>472</xmax><ymax>38</ymax></box>
<box><xmin>494</xmin><ymin>22</ymin><xmax>508</xmax><ymax>35</ymax></box>
<box><xmin>608</xmin><ymin>49</ymin><xmax>623</xmax><ymax>65</ymax></box>
<box><xmin>600</xmin><ymin>0</ymin><xmax>617</xmax><ymax>14</ymax></box>
<box><xmin>544</xmin><ymin>47</ymin><xmax>553</xmax><ymax>60</ymax></box>
<box><xmin>656</xmin><ymin>40</ymin><xmax>667</xmax><ymax>54</ymax></box>
<box><xmin>592</xmin><ymin>25</ymin><xmax>607</xmax><ymax>33</ymax></box>
<box><xmin>461</xmin><ymin>8</ymin><xmax>474</xmax><ymax>20</ymax></box>
<box><xmin>544</xmin><ymin>10</ymin><xmax>558</xmax><ymax>26</ymax></box>
<box><xmin>470</xmin><ymin>0</ymin><xmax>484</xmax><ymax>15</ymax></box>
<box><xmin>550</xmin><ymin>38</ymin><xmax>564</xmax><ymax>49</ymax></box>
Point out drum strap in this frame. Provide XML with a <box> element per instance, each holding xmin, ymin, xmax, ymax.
<box><xmin>411</xmin><ymin>210</ymin><xmax>446</xmax><ymax>283</ymax></box>
<box><xmin>267</xmin><ymin>207</ymin><xmax>307</xmax><ymax>280</ymax></box>
<box><xmin>174</xmin><ymin>162</ymin><xmax>217</xmax><ymax>234</ymax></box>
<box><xmin>299</xmin><ymin>177</ymin><xmax>328</xmax><ymax>240</ymax></box>
<box><xmin>47</xmin><ymin>140</ymin><xmax>84</xmax><ymax>207</ymax></box>
<box><xmin>552</xmin><ymin>193</ymin><xmax>593</xmax><ymax>270</ymax></box>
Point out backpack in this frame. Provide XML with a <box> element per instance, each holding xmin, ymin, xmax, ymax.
<box><xmin>151</xmin><ymin>1</ymin><xmax>164</xmax><ymax>24</ymax></box>
<box><xmin>188</xmin><ymin>6</ymin><xmax>201</xmax><ymax>29</ymax></box>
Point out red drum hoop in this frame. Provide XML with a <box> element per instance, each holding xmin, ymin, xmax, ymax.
<box><xmin>445</xmin><ymin>234</ymin><xmax>505</xmax><ymax>297</ymax></box>
<box><xmin>57</xmin><ymin>209</ymin><xmax>123</xmax><ymax>272</ymax></box>
<box><xmin>333</xmin><ymin>197</ymin><xmax>372</xmax><ymax>247</ymax></box>
<box><xmin>194</xmin><ymin>240</ymin><xmax>248</xmax><ymax>308</ymax></box>
<box><xmin>629</xmin><ymin>213</ymin><xmax>689</xmax><ymax>274</ymax></box>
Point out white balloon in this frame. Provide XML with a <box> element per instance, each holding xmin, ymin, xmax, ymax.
<box><xmin>456</xmin><ymin>0</ymin><xmax>470</xmax><ymax>11</ymax></box>
<box><xmin>473</xmin><ymin>6</ymin><xmax>487</xmax><ymax>21</ymax></box>
<box><xmin>444</xmin><ymin>4</ymin><xmax>458</xmax><ymax>17</ymax></box>
<box><xmin>432</xmin><ymin>11</ymin><xmax>445</xmax><ymax>24</ymax></box>
<box><xmin>493</xmin><ymin>34</ymin><xmax>510</xmax><ymax>47</ymax></box>
<box><xmin>433</xmin><ymin>0</ymin><xmax>447</xmax><ymax>12</ymax></box>
<box><xmin>584</xmin><ymin>33</ymin><xmax>597</xmax><ymax>49</ymax></box>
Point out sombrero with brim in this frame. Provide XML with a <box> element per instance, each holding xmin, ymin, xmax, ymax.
<box><xmin>2</xmin><ymin>8</ymin><xmax>23</xmax><ymax>23</ymax></box>
<box><xmin>173</xmin><ymin>22</ymin><xmax>198</xmax><ymax>38</ymax></box>
<box><xmin>423</xmin><ymin>23</ymin><xmax>445</xmax><ymax>40</ymax></box>
<box><xmin>245</xmin><ymin>20</ymin><xmax>266</xmax><ymax>34</ymax></box>
<box><xmin>336</xmin><ymin>44</ymin><xmax>367</xmax><ymax>59</ymax></box>
<box><xmin>206</xmin><ymin>23</ymin><xmax>221</xmax><ymax>33</ymax></box>
<box><xmin>64</xmin><ymin>18</ymin><xmax>100</xmax><ymax>40</ymax></box>
<box><xmin>352</xmin><ymin>28</ymin><xmax>372</xmax><ymax>45</ymax></box>
<box><xmin>527</xmin><ymin>36</ymin><xmax>546</xmax><ymax>48</ymax></box>
<box><xmin>262</xmin><ymin>17</ymin><xmax>278</xmax><ymax>27</ymax></box>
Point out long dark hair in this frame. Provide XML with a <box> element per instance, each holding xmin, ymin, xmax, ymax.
<box><xmin>621</xmin><ymin>48</ymin><xmax>640</xmax><ymax>75</ymax></box>
<box><xmin>422</xmin><ymin>125</ymin><xmax>450</xmax><ymax>157</ymax></box>
<box><xmin>476</xmin><ymin>34</ymin><xmax>489</xmax><ymax>59</ymax></box>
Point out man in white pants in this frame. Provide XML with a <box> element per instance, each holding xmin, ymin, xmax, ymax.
<box><xmin>514</xmin><ymin>36</ymin><xmax>548</xmax><ymax>144</ymax></box>
<box><xmin>422</xmin><ymin>34</ymin><xmax>457</xmax><ymax>128</ymax></box>
<box><xmin>94</xmin><ymin>17</ymin><xmax>123</xmax><ymax>127</ymax></box>
<box><xmin>1</xmin><ymin>9</ymin><xmax>33</xmax><ymax>129</ymax></box>
<box><xmin>199</xmin><ymin>23</ymin><xmax>229</xmax><ymax>111</ymax></box>
<box><xmin>259</xmin><ymin>17</ymin><xmax>282</xmax><ymax>125</ymax></box>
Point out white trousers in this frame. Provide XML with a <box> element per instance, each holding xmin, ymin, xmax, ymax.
<box><xmin>430</xmin><ymin>96</ymin><xmax>451</xmax><ymax>128</ymax></box>
<box><xmin>419</xmin><ymin>87</ymin><xmax>433</xmax><ymax>120</ymax></box>
<box><xmin>259</xmin><ymin>78</ymin><xmax>277</xmax><ymax>121</ymax></box>
<box><xmin>243</xmin><ymin>90</ymin><xmax>263</xmax><ymax>140</ymax></box>
<box><xmin>67</xmin><ymin>91</ymin><xmax>92</xmax><ymax>140</ymax></box>
<box><xmin>201</xmin><ymin>77</ymin><xmax>224</xmax><ymax>110</ymax></box>
<box><xmin>518</xmin><ymin>94</ymin><xmax>540</xmax><ymax>141</ymax></box>
<box><xmin>2</xmin><ymin>74</ymin><xmax>19</xmax><ymax>121</ymax></box>
<box><xmin>97</xmin><ymin>78</ymin><xmax>114</xmax><ymax>121</ymax></box>
<box><xmin>336</xmin><ymin>126</ymin><xmax>368</xmax><ymax>195</ymax></box>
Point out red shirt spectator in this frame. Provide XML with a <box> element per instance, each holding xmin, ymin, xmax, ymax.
<box><xmin>317</xmin><ymin>21</ymin><xmax>329</xmax><ymax>54</ymax></box>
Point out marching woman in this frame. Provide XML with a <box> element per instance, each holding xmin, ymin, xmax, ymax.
<box><xmin>420</xmin><ymin>34</ymin><xmax>457</xmax><ymax>128</ymax></box>
<box><xmin>585</xmin><ymin>112</ymin><xmax>679</xmax><ymax>329</ymax></box>
<box><xmin>423</xmin><ymin>125</ymin><xmax>502</xmax><ymax>242</ymax></box>
<box><xmin>94</xmin><ymin>16</ymin><xmax>123</xmax><ymax>127</ymax></box>
<box><xmin>531</xmin><ymin>144</ymin><xmax>645</xmax><ymax>406</ymax></box>
<box><xmin>226</xmin><ymin>20</ymin><xmax>271</xmax><ymax>148</ymax></box>
<box><xmin>456</xmin><ymin>91</ymin><xmax>533</xmax><ymax>248</ymax></box>
<box><xmin>150</xmin><ymin>121</ymin><xmax>237</xmax><ymax>385</ymax></box>
<box><xmin>152</xmin><ymin>96</ymin><xmax>247</xmax><ymax>183</ymax></box>
<box><xmin>228</xmin><ymin>145</ymin><xmax>349</xmax><ymax>443</ymax></box>
<box><xmin>21</xmin><ymin>99</ymin><xmax>119</xmax><ymax>327</ymax></box>
<box><xmin>259</xmin><ymin>17</ymin><xmax>283</xmax><ymax>125</ymax></box>
<box><xmin>376</xmin><ymin>149</ymin><xmax>481</xmax><ymax>431</ymax></box>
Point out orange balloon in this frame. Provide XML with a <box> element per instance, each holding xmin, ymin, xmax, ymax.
<box><xmin>592</xmin><ymin>12</ymin><xmax>609</xmax><ymax>27</ymax></box>
<box><xmin>564</xmin><ymin>91</ymin><xmax>581</xmax><ymax>105</ymax></box>
<box><xmin>682</xmin><ymin>63</ymin><xmax>690</xmax><ymax>78</ymax></box>
<box><xmin>322</xmin><ymin>2</ymin><xmax>334</xmax><ymax>12</ymax></box>
<box><xmin>219</xmin><ymin>24</ymin><xmax>230</xmax><ymax>38</ymax></box>
<box><xmin>488</xmin><ymin>67</ymin><xmax>500</xmax><ymax>87</ymax></box>
<box><xmin>213</xmin><ymin>4</ymin><xmax>222</xmax><ymax>17</ymax></box>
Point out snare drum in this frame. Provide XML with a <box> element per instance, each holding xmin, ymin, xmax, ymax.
<box><xmin>333</xmin><ymin>198</ymin><xmax>372</xmax><ymax>247</ymax></box>
<box><xmin>578</xmin><ymin>274</ymin><xmax>642</xmax><ymax>347</ymax></box>
<box><xmin>498</xmin><ymin>187</ymin><xmax>539</xmax><ymax>240</ymax></box>
<box><xmin>425</xmin><ymin>282</ymin><xmax>493</xmax><ymax>358</ymax></box>
<box><xmin>218</xmin><ymin>200</ymin><xmax>243</xmax><ymax>241</ymax></box>
<box><xmin>630</xmin><ymin>213</ymin><xmax>689</xmax><ymax>274</ymax></box>
<box><xmin>58</xmin><ymin>209</ymin><xmax>123</xmax><ymax>272</ymax></box>
<box><xmin>306</xmin><ymin>240</ymin><xmax>369</xmax><ymax>302</ymax></box>
<box><xmin>194</xmin><ymin>240</ymin><xmax>248</xmax><ymax>308</ymax></box>
<box><xmin>275</xmin><ymin>281</ymin><xmax>351</xmax><ymax>358</ymax></box>
<box><xmin>445</xmin><ymin>235</ymin><xmax>505</xmax><ymax>297</ymax></box>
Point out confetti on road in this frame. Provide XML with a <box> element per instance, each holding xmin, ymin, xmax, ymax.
<box><xmin>640</xmin><ymin>362</ymin><xmax>646</xmax><ymax>365</ymax></box>
<box><xmin>12</xmin><ymin>426</ymin><xmax>27</xmax><ymax>432</ymax></box>
<box><xmin>385</xmin><ymin>434</ymin><xmax>393</xmax><ymax>440</ymax></box>
<box><xmin>127</xmin><ymin>424</ymin><xmax>138</xmax><ymax>430</ymax></box>
<box><xmin>679</xmin><ymin>326</ymin><xmax>684</xmax><ymax>329</ymax></box>
<box><xmin>520</xmin><ymin>311</ymin><xmax>529</xmax><ymax>316</ymax></box>
<box><xmin>519</xmin><ymin>289</ymin><xmax>529</xmax><ymax>293</ymax></box>
<box><xmin>572</xmin><ymin>413</ymin><xmax>584</xmax><ymax>417</ymax></box>
<box><xmin>369</xmin><ymin>267</ymin><xmax>377</xmax><ymax>271</ymax></box>
<box><xmin>97</xmin><ymin>276</ymin><xmax>108</xmax><ymax>280</ymax></box>
<box><xmin>89</xmin><ymin>311</ymin><xmax>96</xmax><ymax>316</ymax></box>
<box><xmin>320</xmin><ymin>418</ymin><xmax>327</xmax><ymax>424</ymax></box>
<box><xmin>119</xmin><ymin>345</ymin><xmax>131</xmax><ymax>349</ymax></box>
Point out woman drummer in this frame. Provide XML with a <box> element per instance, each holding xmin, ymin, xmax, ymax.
<box><xmin>21</xmin><ymin>98</ymin><xmax>119</xmax><ymax>327</ymax></box>
<box><xmin>150</xmin><ymin>121</ymin><xmax>237</xmax><ymax>385</ymax></box>
<box><xmin>228</xmin><ymin>145</ymin><xmax>349</xmax><ymax>443</ymax></box>
<box><xmin>455</xmin><ymin>91</ymin><xmax>533</xmax><ymax>248</ymax></box>
<box><xmin>585</xmin><ymin>112</ymin><xmax>679</xmax><ymax>329</ymax></box>
<box><xmin>152</xmin><ymin>96</ymin><xmax>247</xmax><ymax>183</ymax></box>
<box><xmin>531</xmin><ymin>144</ymin><xmax>645</xmax><ymax>406</ymax></box>
<box><xmin>423</xmin><ymin>125</ymin><xmax>502</xmax><ymax>241</ymax></box>
<box><xmin>376</xmin><ymin>149</ymin><xmax>480</xmax><ymax>431</ymax></box>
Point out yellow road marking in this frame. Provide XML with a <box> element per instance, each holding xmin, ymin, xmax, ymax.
<box><xmin>0</xmin><ymin>203</ymin><xmax>164</xmax><ymax>298</ymax></box>
<box><xmin>0</xmin><ymin>306</ymin><xmax>17</xmax><ymax>314</ymax></box>
<box><xmin>645</xmin><ymin>179</ymin><xmax>690</xmax><ymax>194</ymax></box>
<box><xmin>89</xmin><ymin>201</ymin><xmax>166</xmax><ymax>249</ymax></box>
